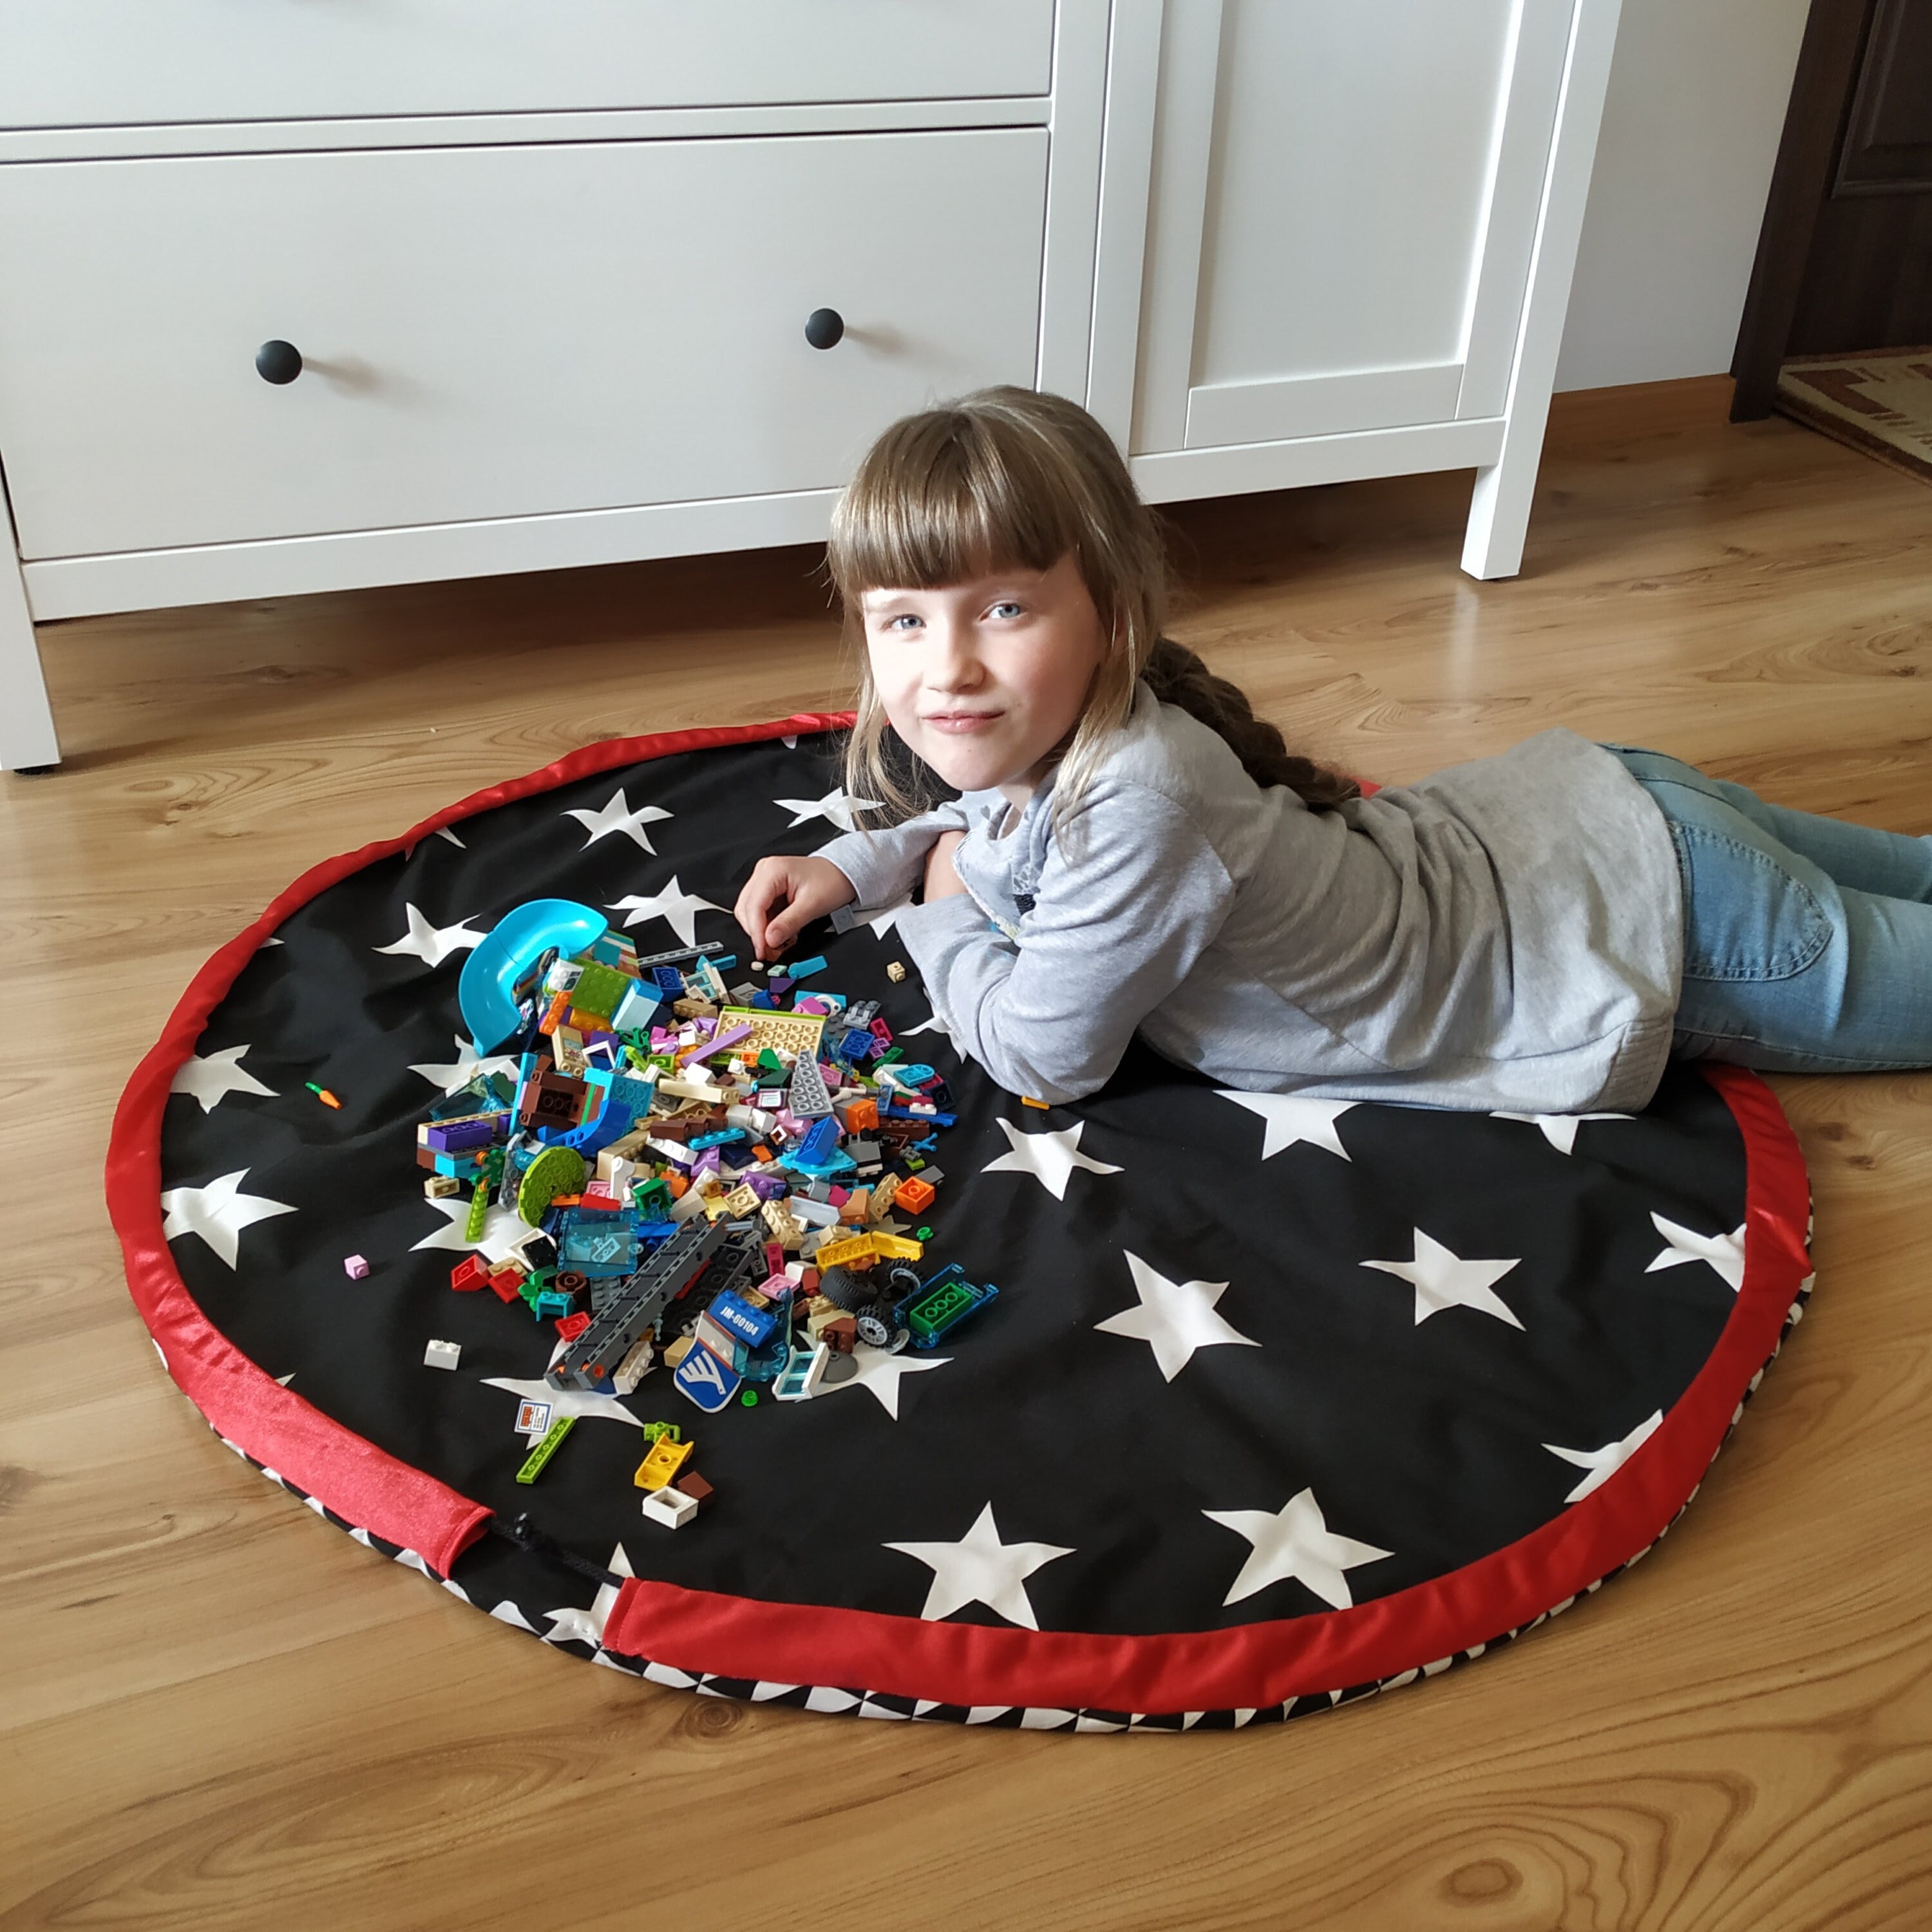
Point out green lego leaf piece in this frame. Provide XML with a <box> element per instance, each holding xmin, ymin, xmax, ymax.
<box><xmin>876</xmin><ymin>1046</ymin><xmax>904</xmax><ymax>1065</ymax></box>
<box><xmin>516</xmin><ymin>1144</ymin><xmax>587</xmax><ymax>1224</ymax></box>
<box><xmin>464</xmin><ymin>1179</ymin><xmax>490</xmax><ymax>1240</ymax></box>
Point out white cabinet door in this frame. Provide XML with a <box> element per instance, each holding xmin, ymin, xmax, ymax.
<box><xmin>0</xmin><ymin>0</ymin><xmax>1056</xmax><ymax>126</ymax></box>
<box><xmin>1132</xmin><ymin>0</ymin><xmax>1575</xmax><ymax>455</ymax></box>
<box><xmin>0</xmin><ymin>130</ymin><xmax>1048</xmax><ymax>557</ymax></box>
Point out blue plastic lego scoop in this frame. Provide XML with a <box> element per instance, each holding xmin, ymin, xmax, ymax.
<box><xmin>459</xmin><ymin>898</ymin><xmax>609</xmax><ymax>1054</ymax></box>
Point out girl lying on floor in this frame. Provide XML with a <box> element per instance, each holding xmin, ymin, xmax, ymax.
<box><xmin>734</xmin><ymin>386</ymin><xmax>1932</xmax><ymax>1111</ymax></box>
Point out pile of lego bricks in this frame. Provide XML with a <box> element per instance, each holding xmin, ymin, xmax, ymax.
<box><xmin>415</xmin><ymin>921</ymin><xmax>998</xmax><ymax>1528</ymax></box>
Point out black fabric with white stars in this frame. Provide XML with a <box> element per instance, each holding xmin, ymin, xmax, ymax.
<box><xmin>157</xmin><ymin>727</ymin><xmax>1769</xmax><ymax>1680</ymax></box>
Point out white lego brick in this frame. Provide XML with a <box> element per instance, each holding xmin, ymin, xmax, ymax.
<box><xmin>424</xmin><ymin>1339</ymin><xmax>462</xmax><ymax>1371</ymax></box>
<box><xmin>641</xmin><ymin>1485</ymin><xmax>699</xmax><ymax>1529</ymax></box>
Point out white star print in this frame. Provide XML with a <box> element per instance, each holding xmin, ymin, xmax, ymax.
<box><xmin>159</xmin><ymin>1170</ymin><xmax>298</xmax><ymax>1269</ymax></box>
<box><xmin>1094</xmin><ymin>1251</ymin><xmax>1260</xmax><ymax>1382</ymax></box>
<box><xmin>375</xmin><ymin>904</ymin><xmax>486</xmax><ymax>967</ymax></box>
<box><xmin>169</xmin><ymin>1044</ymin><xmax>276</xmax><ymax>1113</ymax></box>
<box><xmin>857</xmin><ymin>898</ymin><xmax>911</xmax><ymax>940</ymax></box>
<box><xmin>773</xmin><ymin>787</ymin><xmax>882</xmax><ymax>831</ymax></box>
<box><xmin>566</xmin><ymin>788</ymin><xmax>674</xmax><ymax>853</ymax></box>
<box><xmin>980</xmin><ymin>1117</ymin><xmax>1122</xmax><ymax>1201</ymax></box>
<box><xmin>401</xmin><ymin>824</ymin><xmax>469</xmax><ymax>859</ymax></box>
<box><xmin>1204</xmin><ymin>1490</ymin><xmax>1394</xmax><ymax>1609</ymax></box>
<box><xmin>898</xmin><ymin>1011</ymin><xmax>952</xmax><ymax>1043</ymax></box>
<box><xmin>813</xmin><ymin>1340</ymin><xmax>951</xmax><ymax>1419</ymax></box>
<box><xmin>543</xmin><ymin>1543</ymin><xmax>633</xmax><ymax>1647</ymax></box>
<box><xmin>1362</xmin><ymin>1229</ymin><xmax>1524</xmax><ymax>1328</ymax></box>
<box><xmin>884</xmin><ymin>1502</ymin><xmax>1074</xmax><ymax>1629</ymax></box>
<box><xmin>1544</xmin><ymin>1410</ymin><xmax>1663</xmax><ymax>1503</ymax></box>
<box><xmin>1492</xmin><ymin>1110</ymin><xmax>1633</xmax><ymax>1154</ymax></box>
<box><xmin>407</xmin><ymin>1034</ymin><xmax>522</xmax><ymax>1097</ymax></box>
<box><xmin>482</xmin><ymin>1374</ymin><xmax>645</xmax><ymax>1429</ymax></box>
<box><xmin>1214</xmin><ymin>1092</ymin><xmax>1357</xmax><ymax>1161</ymax></box>
<box><xmin>606</xmin><ymin>877</ymin><xmax>726</xmax><ymax>947</ymax></box>
<box><xmin>1645</xmin><ymin>1213</ymin><xmax>1746</xmax><ymax>1294</ymax></box>
<box><xmin>412</xmin><ymin>1193</ymin><xmax>538</xmax><ymax>1266</ymax></box>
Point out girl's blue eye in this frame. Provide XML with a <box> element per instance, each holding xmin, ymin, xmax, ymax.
<box><xmin>989</xmin><ymin>601</ymin><xmax>1023</xmax><ymax>620</ymax></box>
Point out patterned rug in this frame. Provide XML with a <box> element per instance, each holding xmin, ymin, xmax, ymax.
<box><xmin>107</xmin><ymin>716</ymin><xmax>1816</xmax><ymax>1730</ymax></box>
<box><xmin>1776</xmin><ymin>347</ymin><xmax>1932</xmax><ymax>486</ymax></box>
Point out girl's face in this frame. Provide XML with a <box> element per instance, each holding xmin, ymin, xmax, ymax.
<box><xmin>859</xmin><ymin>550</ymin><xmax>1112</xmax><ymax>808</ymax></box>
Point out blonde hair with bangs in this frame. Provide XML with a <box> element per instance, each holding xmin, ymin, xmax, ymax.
<box><xmin>826</xmin><ymin>385</ymin><xmax>1356</xmax><ymax>842</ymax></box>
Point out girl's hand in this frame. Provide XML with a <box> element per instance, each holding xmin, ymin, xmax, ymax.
<box><xmin>923</xmin><ymin>828</ymin><xmax>967</xmax><ymax>901</ymax></box>
<box><xmin>734</xmin><ymin>854</ymin><xmax>858</xmax><ymax>958</ymax></box>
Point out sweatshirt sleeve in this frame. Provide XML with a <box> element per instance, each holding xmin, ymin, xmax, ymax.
<box><xmin>813</xmin><ymin>799</ymin><xmax>972</xmax><ymax>911</ymax></box>
<box><xmin>895</xmin><ymin>782</ymin><xmax>1236</xmax><ymax>1104</ymax></box>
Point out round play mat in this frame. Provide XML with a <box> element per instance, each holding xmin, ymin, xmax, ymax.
<box><xmin>108</xmin><ymin>717</ymin><xmax>1815</xmax><ymax>1730</ymax></box>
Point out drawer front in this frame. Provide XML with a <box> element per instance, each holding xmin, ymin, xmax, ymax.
<box><xmin>0</xmin><ymin>131</ymin><xmax>1048</xmax><ymax>558</ymax></box>
<box><xmin>0</xmin><ymin>1</ymin><xmax>1055</xmax><ymax>127</ymax></box>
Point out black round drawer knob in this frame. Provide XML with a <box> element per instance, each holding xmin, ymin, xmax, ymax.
<box><xmin>804</xmin><ymin>308</ymin><xmax>845</xmax><ymax>350</ymax></box>
<box><xmin>255</xmin><ymin>339</ymin><xmax>303</xmax><ymax>384</ymax></box>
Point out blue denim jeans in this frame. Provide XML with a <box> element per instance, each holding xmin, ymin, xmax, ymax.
<box><xmin>1605</xmin><ymin>746</ymin><xmax>1932</xmax><ymax>1072</ymax></box>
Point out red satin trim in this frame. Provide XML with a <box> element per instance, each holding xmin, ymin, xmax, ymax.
<box><xmin>601</xmin><ymin>1061</ymin><xmax>1811</xmax><ymax>1710</ymax></box>
<box><xmin>104</xmin><ymin>712</ymin><xmax>853</xmax><ymax>1578</ymax></box>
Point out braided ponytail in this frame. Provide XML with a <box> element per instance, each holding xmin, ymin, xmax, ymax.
<box><xmin>1141</xmin><ymin>637</ymin><xmax>1359</xmax><ymax>807</ymax></box>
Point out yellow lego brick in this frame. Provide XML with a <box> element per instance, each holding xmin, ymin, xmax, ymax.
<box><xmin>634</xmin><ymin>1434</ymin><xmax>696</xmax><ymax>1492</ymax></box>
<box><xmin>813</xmin><ymin>1233</ymin><xmax>875</xmax><ymax>1270</ymax></box>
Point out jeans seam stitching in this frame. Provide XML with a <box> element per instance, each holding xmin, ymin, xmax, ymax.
<box><xmin>1669</xmin><ymin>822</ymin><xmax>1835</xmax><ymax>982</ymax></box>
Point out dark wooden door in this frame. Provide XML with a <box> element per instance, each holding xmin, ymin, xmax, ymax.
<box><xmin>1732</xmin><ymin>0</ymin><xmax>1932</xmax><ymax>418</ymax></box>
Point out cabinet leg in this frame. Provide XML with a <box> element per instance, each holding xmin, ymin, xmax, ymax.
<box><xmin>1</xmin><ymin>540</ymin><xmax>61</xmax><ymax>772</ymax></box>
<box><xmin>1461</xmin><ymin>454</ymin><xmax>1535</xmax><ymax>583</ymax></box>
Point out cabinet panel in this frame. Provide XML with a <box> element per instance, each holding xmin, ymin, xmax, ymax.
<box><xmin>0</xmin><ymin>1</ymin><xmax>1056</xmax><ymax>128</ymax></box>
<box><xmin>0</xmin><ymin>132</ymin><xmax>1049</xmax><ymax>558</ymax></box>
<box><xmin>1133</xmin><ymin>0</ymin><xmax>1572</xmax><ymax>454</ymax></box>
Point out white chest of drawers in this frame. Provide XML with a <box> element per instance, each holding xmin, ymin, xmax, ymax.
<box><xmin>0</xmin><ymin>0</ymin><xmax>1622</xmax><ymax>770</ymax></box>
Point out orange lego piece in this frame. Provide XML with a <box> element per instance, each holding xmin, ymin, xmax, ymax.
<box><xmin>895</xmin><ymin>1175</ymin><xmax>936</xmax><ymax>1214</ymax></box>
<box><xmin>538</xmin><ymin>987</ymin><xmax>572</xmax><ymax>1035</ymax></box>
<box><xmin>846</xmin><ymin>1098</ymin><xmax>879</xmax><ymax>1132</ymax></box>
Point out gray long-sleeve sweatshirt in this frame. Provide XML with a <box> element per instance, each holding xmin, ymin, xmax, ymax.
<box><xmin>813</xmin><ymin>680</ymin><xmax>1685</xmax><ymax>1112</ymax></box>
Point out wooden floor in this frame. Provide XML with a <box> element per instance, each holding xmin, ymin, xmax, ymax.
<box><xmin>5</xmin><ymin>376</ymin><xmax>1930</xmax><ymax>1931</ymax></box>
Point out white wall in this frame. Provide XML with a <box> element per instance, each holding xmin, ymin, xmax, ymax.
<box><xmin>1554</xmin><ymin>0</ymin><xmax>1814</xmax><ymax>392</ymax></box>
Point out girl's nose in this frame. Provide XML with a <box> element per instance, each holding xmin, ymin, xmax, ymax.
<box><xmin>925</xmin><ymin>620</ymin><xmax>985</xmax><ymax>690</ymax></box>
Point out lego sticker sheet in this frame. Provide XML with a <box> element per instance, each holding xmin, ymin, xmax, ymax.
<box><xmin>129</xmin><ymin>720</ymin><xmax>1815</xmax><ymax>1728</ymax></box>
